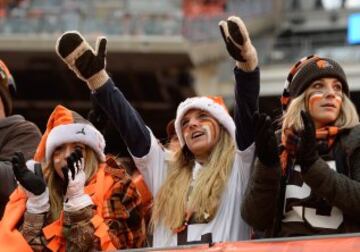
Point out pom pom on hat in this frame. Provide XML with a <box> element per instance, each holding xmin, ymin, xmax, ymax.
<box><xmin>174</xmin><ymin>96</ymin><xmax>235</xmax><ymax>147</ymax></box>
<box><xmin>34</xmin><ymin>105</ymin><xmax>105</xmax><ymax>162</ymax></box>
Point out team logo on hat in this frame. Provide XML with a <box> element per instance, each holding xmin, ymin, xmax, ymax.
<box><xmin>76</xmin><ymin>128</ymin><xmax>86</xmax><ymax>135</ymax></box>
<box><xmin>316</xmin><ymin>59</ymin><xmax>333</xmax><ymax>69</ymax></box>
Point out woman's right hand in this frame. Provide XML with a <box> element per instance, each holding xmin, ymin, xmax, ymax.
<box><xmin>11</xmin><ymin>153</ymin><xmax>49</xmax><ymax>213</ymax></box>
<box><xmin>12</xmin><ymin>152</ymin><xmax>46</xmax><ymax>195</ymax></box>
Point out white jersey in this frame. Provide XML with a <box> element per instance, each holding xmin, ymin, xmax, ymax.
<box><xmin>132</xmin><ymin>131</ymin><xmax>254</xmax><ymax>248</ymax></box>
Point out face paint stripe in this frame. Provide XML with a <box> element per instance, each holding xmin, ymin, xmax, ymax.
<box><xmin>202</xmin><ymin>125</ymin><xmax>212</xmax><ymax>144</ymax></box>
<box><xmin>308</xmin><ymin>94</ymin><xmax>322</xmax><ymax>109</ymax></box>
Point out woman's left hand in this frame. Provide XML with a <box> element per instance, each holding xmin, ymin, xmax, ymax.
<box><xmin>62</xmin><ymin>149</ymin><xmax>93</xmax><ymax>212</ymax></box>
<box><xmin>296</xmin><ymin>111</ymin><xmax>319</xmax><ymax>172</ymax></box>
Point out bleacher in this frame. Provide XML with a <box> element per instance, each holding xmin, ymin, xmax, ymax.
<box><xmin>0</xmin><ymin>0</ymin><xmax>281</xmax><ymax>135</ymax></box>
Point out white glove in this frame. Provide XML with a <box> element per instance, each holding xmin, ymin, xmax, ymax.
<box><xmin>63</xmin><ymin>157</ymin><xmax>93</xmax><ymax>212</ymax></box>
<box><xmin>26</xmin><ymin>188</ymin><xmax>50</xmax><ymax>214</ymax></box>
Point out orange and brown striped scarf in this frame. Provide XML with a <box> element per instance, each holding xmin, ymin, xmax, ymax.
<box><xmin>280</xmin><ymin>126</ymin><xmax>339</xmax><ymax>175</ymax></box>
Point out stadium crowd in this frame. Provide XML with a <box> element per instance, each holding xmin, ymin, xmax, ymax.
<box><xmin>0</xmin><ymin>11</ymin><xmax>360</xmax><ymax>251</ymax></box>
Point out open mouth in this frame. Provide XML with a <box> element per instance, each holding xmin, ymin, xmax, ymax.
<box><xmin>191</xmin><ymin>131</ymin><xmax>205</xmax><ymax>139</ymax></box>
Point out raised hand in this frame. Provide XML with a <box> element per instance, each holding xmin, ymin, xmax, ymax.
<box><xmin>62</xmin><ymin>149</ymin><xmax>93</xmax><ymax>212</ymax></box>
<box><xmin>253</xmin><ymin>112</ymin><xmax>280</xmax><ymax>167</ymax></box>
<box><xmin>219</xmin><ymin>16</ymin><xmax>258</xmax><ymax>71</ymax></box>
<box><xmin>62</xmin><ymin>148</ymin><xmax>83</xmax><ymax>195</ymax></box>
<box><xmin>55</xmin><ymin>31</ymin><xmax>109</xmax><ymax>90</ymax></box>
<box><xmin>12</xmin><ymin>152</ymin><xmax>46</xmax><ymax>195</ymax></box>
<box><xmin>296</xmin><ymin>111</ymin><xmax>319</xmax><ymax>172</ymax></box>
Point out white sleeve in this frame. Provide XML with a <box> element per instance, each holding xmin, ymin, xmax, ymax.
<box><xmin>130</xmin><ymin>130</ymin><xmax>168</xmax><ymax>196</ymax></box>
<box><xmin>235</xmin><ymin>143</ymin><xmax>255</xmax><ymax>195</ymax></box>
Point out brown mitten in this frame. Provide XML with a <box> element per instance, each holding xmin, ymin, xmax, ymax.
<box><xmin>219</xmin><ymin>16</ymin><xmax>258</xmax><ymax>72</ymax></box>
<box><xmin>55</xmin><ymin>31</ymin><xmax>109</xmax><ymax>90</ymax></box>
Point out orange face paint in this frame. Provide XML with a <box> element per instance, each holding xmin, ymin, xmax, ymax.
<box><xmin>307</xmin><ymin>90</ymin><xmax>342</xmax><ymax>129</ymax></box>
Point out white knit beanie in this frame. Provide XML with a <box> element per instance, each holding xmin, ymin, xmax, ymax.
<box><xmin>174</xmin><ymin>96</ymin><xmax>235</xmax><ymax>147</ymax></box>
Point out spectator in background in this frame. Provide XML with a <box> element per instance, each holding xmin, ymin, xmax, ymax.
<box><xmin>54</xmin><ymin>14</ymin><xmax>259</xmax><ymax>247</ymax></box>
<box><xmin>242</xmin><ymin>55</ymin><xmax>360</xmax><ymax>237</ymax></box>
<box><xmin>0</xmin><ymin>105</ymin><xmax>146</xmax><ymax>251</ymax></box>
<box><xmin>0</xmin><ymin>59</ymin><xmax>41</xmax><ymax>217</ymax></box>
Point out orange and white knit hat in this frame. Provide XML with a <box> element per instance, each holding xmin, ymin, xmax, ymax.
<box><xmin>174</xmin><ymin>96</ymin><xmax>235</xmax><ymax>147</ymax></box>
<box><xmin>34</xmin><ymin>105</ymin><xmax>105</xmax><ymax>162</ymax></box>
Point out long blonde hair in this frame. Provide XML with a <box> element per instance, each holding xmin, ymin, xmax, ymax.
<box><xmin>43</xmin><ymin>146</ymin><xmax>99</xmax><ymax>220</ymax></box>
<box><xmin>281</xmin><ymin>92</ymin><xmax>359</xmax><ymax>132</ymax></box>
<box><xmin>151</xmin><ymin>127</ymin><xmax>235</xmax><ymax>230</ymax></box>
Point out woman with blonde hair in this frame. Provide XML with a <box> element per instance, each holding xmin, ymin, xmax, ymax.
<box><xmin>242</xmin><ymin>55</ymin><xmax>360</xmax><ymax>237</ymax></box>
<box><xmin>54</xmin><ymin>15</ymin><xmax>259</xmax><ymax>247</ymax></box>
<box><xmin>0</xmin><ymin>105</ymin><xmax>146</xmax><ymax>251</ymax></box>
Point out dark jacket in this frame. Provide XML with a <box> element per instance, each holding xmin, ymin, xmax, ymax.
<box><xmin>241</xmin><ymin>125</ymin><xmax>360</xmax><ymax>237</ymax></box>
<box><xmin>0</xmin><ymin>115</ymin><xmax>41</xmax><ymax>217</ymax></box>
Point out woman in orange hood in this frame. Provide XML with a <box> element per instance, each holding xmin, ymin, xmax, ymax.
<box><xmin>0</xmin><ymin>105</ymin><xmax>146</xmax><ymax>251</ymax></box>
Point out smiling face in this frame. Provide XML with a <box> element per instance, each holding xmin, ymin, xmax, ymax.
<box><xmin>180</xmin><ymin>109</ymin><xmax>221</xmax><ymax>162</ymax></box>
<box><xmin>305</xmin><ymin>77</ymin><xmax>343</xmax><ymax>128</ymax></box>
<box><xmin>52</xmin><ymin>142</ymin><xmax>86</xmax><ymax>179</ymax></box>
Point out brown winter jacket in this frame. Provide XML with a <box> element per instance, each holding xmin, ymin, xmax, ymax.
<box><xmin>0</xmin><ymin>115</ymin><xmax>41</xmax><ymax>217</ymax></box>
<box><xmin>241</xmin><ymin>124</ymin><xmax>360</xmax><ymax>237</ymax></box>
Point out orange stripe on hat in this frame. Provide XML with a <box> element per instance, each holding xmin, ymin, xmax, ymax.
<box><xmin>34</xmin><ymin>105</ymin><xmax>75</xmax><ymax>162</ymax></box>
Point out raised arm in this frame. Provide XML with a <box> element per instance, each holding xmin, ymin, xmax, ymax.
<box><xmin>55</xmin><ymin>32</ymin><xmax>150</xmax><ymax>157</ymax></box>
<box><xmin>92</xmin><ymin>79</ymin><xmax>150</xmax><ymax>157</ymax></box>
<box><xmin>219</xmin><ymin>16</ymin><xmax>259</xmax><ymax>151</ymax></box>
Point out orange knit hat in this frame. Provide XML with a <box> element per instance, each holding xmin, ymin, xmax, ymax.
<box><xmin>34</xmin><ymin>105</ymin><xmax>105</xmax><ymax>162</ymax></box>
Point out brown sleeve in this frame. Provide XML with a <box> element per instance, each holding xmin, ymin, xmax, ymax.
<box><xmin>241</xmin><ymin>159</ymin><xmax>281</xmax><ymax>231</ymax></box>
<box><xmin>20</xmin><ymin>211</ymin><xmax>48</xmax><ymax>251</ymax></box>
<box><xmin>63</xmin><ymin>205</ymin><xmax>99</xmax><ymax>251</ymax></box>
<box><xmin>303</xmin><ymin>156</ymin><xmax>360</xmax><ymax>219</ymax></box>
